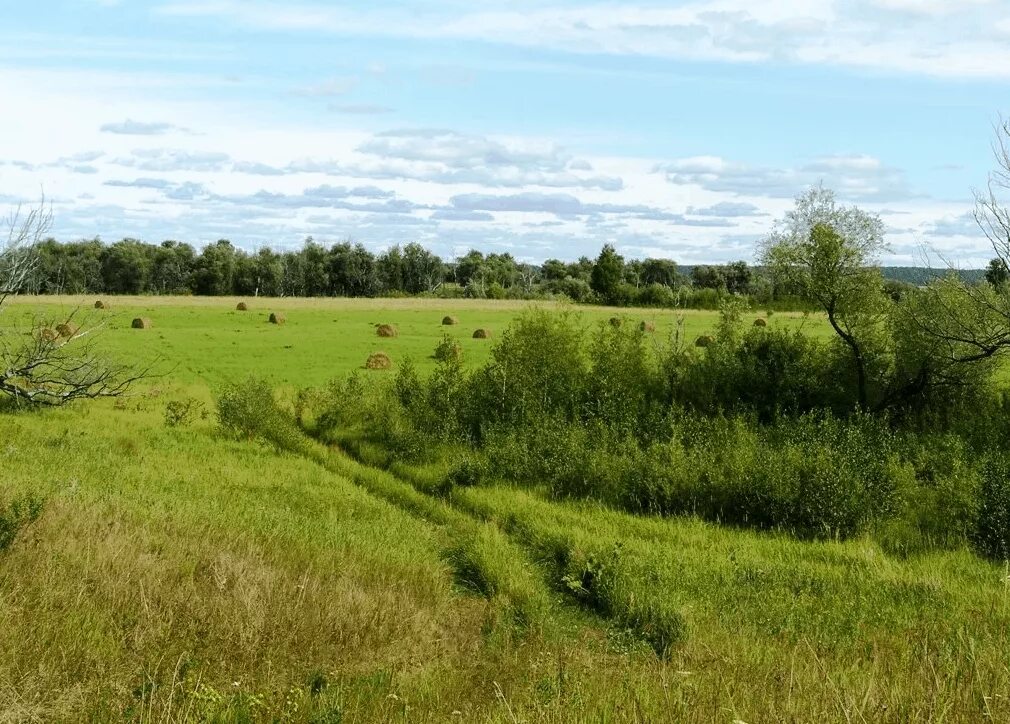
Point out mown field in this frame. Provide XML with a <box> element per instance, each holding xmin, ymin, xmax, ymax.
<box><xmin>2</xmin><ymin>295</ymin><xmax>1009</xmax><ymax>722</ymax></box>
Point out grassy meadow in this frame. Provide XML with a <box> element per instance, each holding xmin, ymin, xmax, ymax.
<box><xmin>3</xmin><ymin>295</ymin><xmax>1010</xmax><ymax>722</ymax></box>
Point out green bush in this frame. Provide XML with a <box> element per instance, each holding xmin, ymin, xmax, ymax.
<box><xmin>973</xmin><ymin>453</ymin><xmax>1010</xmax><ymax>560</ymax></box>
<box><xmin>217</xmin><ymin>378</ymin><xmax>306</xmax><ymax>453</ymax></box>
<box><xmin>0</xmin><ymin>494</ymin><xmax>44</xmax><ymax>553</ymax></box>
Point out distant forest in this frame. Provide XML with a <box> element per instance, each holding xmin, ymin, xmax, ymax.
<box><xmin>25</xmin><ymin>236</ymin><xmax>987</xmax><ymax>310</ymax></box>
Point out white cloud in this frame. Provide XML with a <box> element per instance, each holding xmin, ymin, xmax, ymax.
<box><xmin>100</xmin><ymin>119</ymin><xmax>189</xmax><ymax>135</ymax></box>
<box><xmin>156</xmin><ymin>0</ymin><xmax>1010</xmax><ymax>79</ymax></box>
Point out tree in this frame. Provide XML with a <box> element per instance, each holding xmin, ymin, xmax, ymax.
<box><xmin>590</xmin><ymin>244</ymin><xmax>624</xmax><ymax>303</ymax></box>
<box><xmin>691</xmin><ymin>265</ymin><xmax>725</xmax><ymax>290</ymax></box>
<box><xmin>191</xmin><ymin>240</ymin><xmax>237</xmax><ymax>296</ymax></box>
<box><xmin>0</xmin><ymin>200</ymin><xmax>145</xmax><ymax>405</ymax></box>
<box><xmin>985</xmin><ymin>257</ymin><xmax>1009</xmax><ymax>288</ymax></box>
<box><xmin>151</xmin><ymin>240</ymin><xmax>195</xmax><ymax>294</ymax></box>
<box><xmin>723</xmin><ymin>261</ymin><xmax>752</xmax><ymax>295</ymax></box>
<box><xmin>100</xmin><ymin>239</ymin><xmax>153</xmax><ymax>294</ymax></box>
<box><xmin>641</xmin><ymin>258</ymin><xmax>678</xmax><ymax>287</ymax></box>
<box><xmin>883</xmin><ymin>119</ymin><xmax>1010</xmax><ymax>401</ymax></box>
<box><xmin>401</xmin><ymin>242</ymin><xmax>444</xmax><ymax>294</ymax></box>
<box><xmin>760</xmin><ymin>187</ymin><xmax>888</xmax><ymax>409</ymax></box>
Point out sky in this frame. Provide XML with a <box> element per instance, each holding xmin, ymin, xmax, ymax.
<box><xmin>1</xmin><ymin>0</ymin><xmax>1008</xmax><ymax>265</ymax></box>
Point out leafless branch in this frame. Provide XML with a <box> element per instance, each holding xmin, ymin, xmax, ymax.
<box><xmin>0</xmin><ymin>194</ymin><xmax>52</xmax><ymax>308</ymax></box>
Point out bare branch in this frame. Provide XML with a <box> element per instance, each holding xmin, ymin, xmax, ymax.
<box><xmin>0</xmin><ymin>194</ymin><xmax>52</xmax><ymax>308</ymax></box>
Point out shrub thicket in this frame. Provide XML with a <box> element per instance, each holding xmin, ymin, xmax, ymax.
<box><xmin>306</xmin><ymin>307</ymin><xmax>1010</xmax><ymax>554</ymax></box>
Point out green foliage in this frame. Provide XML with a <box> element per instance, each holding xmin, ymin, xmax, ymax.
<box><xmin>217</xmin><ymin>377</ymin><xmax>306</xmax><ymax>453</ymax></box>
<box><xmin>432</xmin><ymin>334</ymin><xmax>463</xmax><ymax>364</ymax></box>
<box><xmin>0</xmin><ymin>494</ymin><xmax>44</xmax><ymax>553</ymax></box>
<box><xmin>164</xmin><ymin>397</ymin><xmax>206</xmax><ymax>427</ymax></box>
<box><xmin>973</xmin><ymin>453</ymin><xmax>1010</xmax><ymax>560</ymax></box>
<box><xmin>589</xmin><ymin>244</ymin><xmax>625</xmax><ymax>304</ymax></box>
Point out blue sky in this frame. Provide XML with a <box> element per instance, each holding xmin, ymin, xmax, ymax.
<box><xmin>1</xmin><ymin>0</ymin><xmax>1007</xmax><ymax>264</ymax></box>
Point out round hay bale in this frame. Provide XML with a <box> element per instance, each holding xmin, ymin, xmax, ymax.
<box><xmin>608</xmin><ymin>317</ymin><xmax>622</xmax><ymax>327</ymax></box>
<box><xmin>55</xmin><ymin>322</ymin><xmax>79</xmax><ymax>338</ymax></box>
<box><xmin>365</xmin><ymin>352</ymin><xmax>392</xmax><ymax>370</ymax></box>
<box><xmin>639</xmin><ymin>321</ymin><xmax>656</xmax><ymax>333</ymax></box>
<box><xmin>441</xmin><ymin>315</ymin><xmax>459</xmax><ymax>326</ymax></box>
<box><xmin>694</xmin><ymin>335</ymin><xmax>714</xmax><ymax>348</ymax></box>
<box><xmin>94</xmin><ymin>300</ymin><xmax>107</xmax><ymax>310</ymax></box>
<box><xmin>268</xmin><ymin>312</ymin><xmax>286</xmax><ymax>325</ymax></box>
<box><xmin>472</xmin><ymin>328</ymin><xmax>492</xmax><ymax>339</ymax></box>
<box><xmin>753</xmin><ymin>318</ymin><xmax>767</xmax><ymax>327</ymax></box>
<box><xmin>376</xmin><ymin>324</ymin><xmax>398</xmax><ymax>338</ymax></box>
<box><xmin>131</xmin><ymin>317</ymin><xmax>152</xmax><ymax>330</ymax></box>
<box><xmin>236</xmin><ymin>302</ymin><xmax>249</xmax><ymax>311</ymax></box>
<box><xmin>38</xmin><ymin>328</ymin><xmax>59</xmax><ymax>342</ymax></box>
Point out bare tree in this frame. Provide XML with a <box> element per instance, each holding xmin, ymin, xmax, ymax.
<box><xmin>0</xmin><ymin>197</ymin><xmax>52</xmax><ymax>307</ymax></box>
<box><xmin>874</xmin><ymin>118</ymin><xmax>1010</xmax><ymax>410</ymax></box>
<box><xmin>0</xmin><ymin>198</ymin><xmax>149</xmax><ymax>406</ymax></box>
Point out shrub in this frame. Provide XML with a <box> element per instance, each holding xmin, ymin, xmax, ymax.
<box><xmin>973</xmin><ymin>453</ymin><xmax>1010</xmax><ymax>560</ymax></box>
<box><xmin>217</xmin><ymin>378</ymin><xmax>304</xmax><ymax>452</ymax></box>
<box><xmin>164</xmin><ymin>397</ymin><xmax>206</xmax><ymax>427</ymax></box>
<box><xmin>0</xmin><ymin>495</ymin><xmax>44</xmax><ymax>553</ymax></box>
<box><xmin>433</xmin><ymin>335</ymin><xmax>462</xmax><ymax>363</ymax></box>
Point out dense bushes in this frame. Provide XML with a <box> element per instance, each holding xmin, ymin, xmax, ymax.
<box><xmin>305</xmin><ymin>308</ymin><xmax>1010</xmax><ymax>559</ymax></box>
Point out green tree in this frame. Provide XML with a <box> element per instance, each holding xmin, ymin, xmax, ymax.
<box><xmin>191</xmin><ymin>240</ymin><xmax>237</xmax><ymax>296</ymax></box>
<box><xmin>760</xmin><ymin>187</ymin><xmax>888</xmax><ymax>409</ymax></box>
<box><xmin>985</xmin><ymin>258</ymin><xmax>1008</xmax><ymax>288</ymax></box>
<box><xmin>641</xmin><ymin>258</ymin><xmax>678</xmax><ymax>287</ymax></box>
<box><xmin>590</xmin><ymin>244</ymin><xmax>625</xmax><ymax>304</ymax></box>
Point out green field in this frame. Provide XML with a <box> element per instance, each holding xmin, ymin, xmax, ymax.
<box><xmin>3</xmin><ymin>296</ymin><xmax>1008</xmax><ymax>722</ymax></box>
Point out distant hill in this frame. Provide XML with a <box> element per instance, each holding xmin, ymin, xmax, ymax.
<box><xmin>680</xmin><ymin>265</ymin><xmax>985</xmax><ymax>286</ymax></box>
<box><xmin>879</xmin><ymin>266</ymin><xmax>985</xmax><ymax>285</ymax></box>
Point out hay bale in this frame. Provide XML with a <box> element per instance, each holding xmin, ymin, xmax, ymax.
<box><xmin>365</xmin><ymin>352</ymin><xmax>392</xmax><ymax>370</ymax></box>
<box><xmin>608</xmin><ymin>317</ymin><xmax>622</xmax><ymax>327</ymax></box>
<box><xmin>38</xmin><ymin>328</ymin><xmax>59</xmax><ymax>342</ymax></box>
<box><xmin>442</xmin><ymin>315</ymin><xmax>459</xmax><ymax>326</ymax></box>
<box><xmin>753</xmin><ymin>318</ymin><xmax>767</xmax><ymax>327</ymax></box>
<box><xmin>268</xmin><ymin>312</ymin><xmax>286</xmax><ymax>325</ymax></box>
<box><xmin>131</xmin><ymin>317</ymin><xmax>152</xmax><ymax>330</ymax></box>
<box><xmin>55</xmin><ymin>323</ymin><xmax>78</xmax><ymax>338</ymax></box>
<box><xmin>376</xmin><ymin>324</ymin><xmax>398</xmax><ymax>338</ymax></box>
<box><xmin>236</xmin><ymin>302</ymin><xmax>249</xmax><ymax>311</ymax></box>
<box><xmin>472</xmin><ymin>328</ymin><xmax>492</xmax><ymax>339</ymax></box>
<box><xmin>694</xmin><ymin>335</ymin><xmax>714</xmax><ymax>348</ymax></box>
<box><xmin>94</xmin><ymin>300</ymin><xmax>107</xmax><ymax>310</ymax></box>
<box><xmin>639</xmin><ymin>321</ymin><xmax>656</xmax><ymax>333</ymax></box>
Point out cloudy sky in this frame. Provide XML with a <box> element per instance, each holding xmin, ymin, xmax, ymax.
<box><xmin>2</xmin><ymin>0</ymin><xmax>1007</xmax><ymax>264</ymax></box>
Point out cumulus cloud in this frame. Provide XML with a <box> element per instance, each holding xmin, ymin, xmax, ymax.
<box><xmin>113</xmin><ymin>148</ymin><xmax>232</xmax><ymax>172</ymax></box>
<box><xmin>100</xmin><ymin>119</ymin><xmax>189</xmax><ymax>135</ymax></box>
<box><xmin>449</xmin><ymin>191</ymin><xmax>736</xmax><ymax>226</ymax></box>
<box><xmin>157</xmin><ymin>0</ymin><xmax>1010</xmax><ymax>80</ymax></box>
<box><xmin>656</xmin><ymin>153</ymin><xmax>916</xmax><ymax>203</ymax></box>
<box><xmin>687</xmin><ymin>201</ymin><xmax>766</xmax><ymax>217</ymax></box>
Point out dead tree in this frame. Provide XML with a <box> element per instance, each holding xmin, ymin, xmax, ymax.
<box><xmin>0</xmin><ymin>198</ymin><xmax>149</xmax><ymax>406</ymax></box>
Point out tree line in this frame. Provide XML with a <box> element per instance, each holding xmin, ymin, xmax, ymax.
<box><xmin>28</xmin><ymin>235</ymin><xmax>819</xmax><ymax>307</ymax></box>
